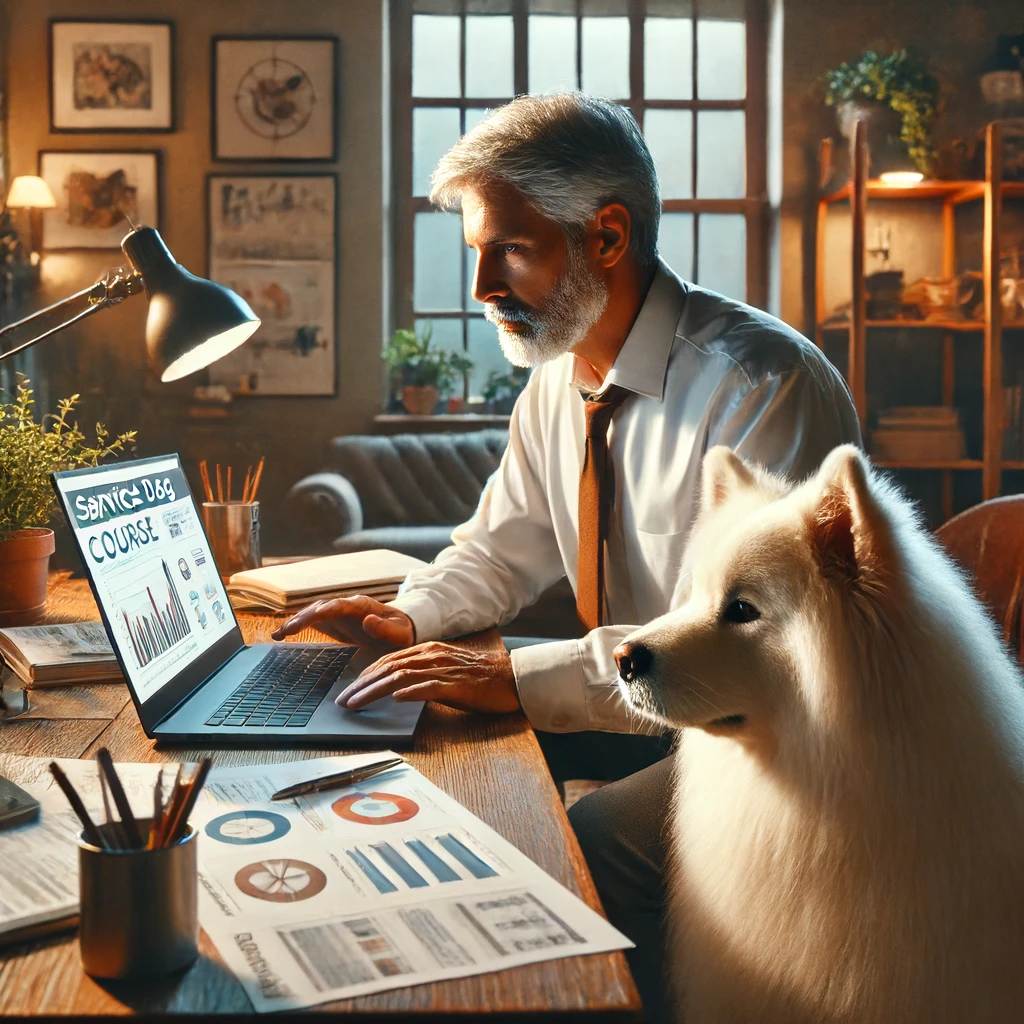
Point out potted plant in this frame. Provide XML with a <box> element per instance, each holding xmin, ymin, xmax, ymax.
<box><xmin>384</xmin><ymin>324</ymin><xmax>474</xmax><ymax>416</ymax></box>
<box><xmin>0</xmin><ymin>378</ymin><xmax>135</xmax><ymax>623</ymax></box>
<box><xmin>482</xmin><ymin>366</ymin><xmax>530</xmax><ymax>415</ymax></box>
<box><xmin>824</xmin><ymin>48</ymin><xmax>939</xmax><ymax>177</ymax></box>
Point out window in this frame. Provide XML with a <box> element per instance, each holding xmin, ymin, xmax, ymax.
<box><xmin>390</xmin><ymin>0</ymin><xmax>767</xmax><ymax>401</ymax></box>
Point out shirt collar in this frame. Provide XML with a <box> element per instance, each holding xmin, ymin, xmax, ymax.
<box><xmin>569</xmin><ymin>258</ymin><xmax>686</xmax><ymax>402</ymax></box>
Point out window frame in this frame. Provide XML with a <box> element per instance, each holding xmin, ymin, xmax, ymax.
<box><xmin>389</xmin><ymin>0</ymin><xmax>768</xmax><ymax>393</ymax></box>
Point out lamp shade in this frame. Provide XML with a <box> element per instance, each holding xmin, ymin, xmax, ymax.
<box><xmin>5</xmin><ymin>175</ymin><xmax>56</xmax><ymax>209</ymax></box>
<box><xmin>121</xmin><ymin>227</ymin><xmax>260</xmax><ymax>382</ymax></box>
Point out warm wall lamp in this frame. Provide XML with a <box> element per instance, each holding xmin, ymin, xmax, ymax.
<box><xmin>4</xmin><ymin>175</ymin><xmax>57</xmax><ymax>257</ymax></box>
<box><xmin>0</xmin><ymin>226</ymin><xmax>260</xmax><ymax>381</ymax></box>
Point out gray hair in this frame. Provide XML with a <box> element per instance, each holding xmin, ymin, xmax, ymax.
<box><xmin>430</xmin><ymin>93</ymin><xmax>661</xmax><ymax>269</ymax></box>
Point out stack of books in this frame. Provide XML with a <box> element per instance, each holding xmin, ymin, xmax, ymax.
<box><xmin>870</xmin><ymin>406</ymin><xmax>967</xmax><ymax>462</ymax></box>
<box><xmin>226</xmin><ymin>549</ymin><xmax>427</xmax><ymax>612</ymax></box>
<box><xmin>0</xmin><ymin>622</ymin><xmax>122</xmax><ymax>687</ymax></box>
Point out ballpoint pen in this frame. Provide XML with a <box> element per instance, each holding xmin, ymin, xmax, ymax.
<box><xmin>271</xmin><ymin>757</ymin><xmax>405</xmax><ymax>801</ymax></box>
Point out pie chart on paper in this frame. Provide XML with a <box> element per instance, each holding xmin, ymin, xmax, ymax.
<box><xmin>332</xmin><ymin>791</ymin><xmax>419</xmax><ymax>825</ymax></box>
<box><xmin>205</xmin><ymin>810</ymin><xmax>292</xmax><ymax>845</ymax></box>
<box><xmin>234</xmin><ymin>859</ymin><xmax>328</xmax><ymax>902</ymax></box>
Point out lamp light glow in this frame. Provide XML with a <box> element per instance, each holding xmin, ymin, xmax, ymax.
<box><xmin>4</xmin><ymin>175</ymin><xmax>56</xmax><ymax>209</ymax></box>
<box><xmin>879</xmin><ymin>170</ymin><xmax>925</xmax><ymax>186</ymax></box>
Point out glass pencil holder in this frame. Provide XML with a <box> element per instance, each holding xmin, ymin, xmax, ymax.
<box><xmin>77</xmin><ymin>819</ymin><xmax>199</xmax><ymax>980</ymax></box>
<box><xmin>202</xmin><ymin>501</ymin><xmax>261</xmax><ymax>579</ymax></box>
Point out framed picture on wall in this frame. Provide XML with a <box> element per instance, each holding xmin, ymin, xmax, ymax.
<box><xmin>39</xmin><ymin>150</ymin><xmax>160</xmax><ymax>250</ymax></box>
<box><xmin>50</xmin><ymin>20</ymin><xmax>174</xmax><ymax>132</ymax></box>
<box><xmin>206</xmin><ymin>174</ymin><xmax>337</xmax><ymax>396</ymax></box>
<box><xmin>212</xmin><ymin>36</ymin><xmax>338</xmax><ymax>161</ymax></box>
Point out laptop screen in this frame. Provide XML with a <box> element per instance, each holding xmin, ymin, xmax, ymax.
<box><xmin>53</xmin><ymin>455</ymin><xmax>239</xmax><ymax>705</ymax></box>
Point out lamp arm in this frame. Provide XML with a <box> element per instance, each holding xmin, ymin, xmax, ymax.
<box><xmin>0</xmin><ymin>268</ymin><xmax>144</xmax><ymax>364</ymax></box>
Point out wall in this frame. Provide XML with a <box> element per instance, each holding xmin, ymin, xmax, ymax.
<box><xmin>1</xmin><ymin>0</ymin><xmax>386</xmax><ymax>557</ymax></box>
<box><xmin>778</xmin><ymin>0</ymin><xmax>1024</xmax><ymax>333</ymax></box>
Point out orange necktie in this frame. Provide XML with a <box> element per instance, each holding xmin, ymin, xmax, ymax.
<box><xmin>577</xmin><ymin>386</ymin><xmax>628</xmax><ymax>631</ymax></box>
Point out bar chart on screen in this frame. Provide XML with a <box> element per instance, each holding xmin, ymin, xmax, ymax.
<box><xmin>111</xmin><ymin>557</ymin><xmax>192</xmax><ymax>668</ymax></box>
<box><xmin>345</xmin><ymin>831</ymin><xmax>502</xmax><ymax>896</ymax></box>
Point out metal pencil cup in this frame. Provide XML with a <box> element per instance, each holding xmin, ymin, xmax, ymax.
<box><xmin>202</xmin><ymin>501</ymin><xmax>260</xmax><ymax>578</ymax></box>
<box><xmin>77</xmin><ymin>820</ymin><xmax>199</xmax><ymax>980</ymax></box>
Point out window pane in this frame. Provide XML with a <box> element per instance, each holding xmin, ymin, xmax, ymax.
<box><xmin>696</xmin><ymin>110</ymin><xmax>745</xmax><ymax>198</ymax></box>
<box><xmin>412</xmin><ymin>15</ymin><xmax>460</xmax><ymax>98</ymax></box>
<box><xmin>658</xmin><ymin>212</ymin><xmax>694</xmax><ymax>280</ymax></box>
<box><xmin>465</xmin><ymin>107</ymin><xmax>491</xmax><ymax>134</ymax></box>
<box><xmin>697</xmin><ymin>213</ymin><xmax>746</xmax><ymax>300</ymax></box>
<box><xmin>414</xmin><ymin>318</ymin><xmax>465</xmax><ymax>402</ymax></box>
<box><xmin>696</xmin><ymin>19</ymin><xmax>745</xmax><ymax>100</ymax></box>
<box><xmin>413</xmin><ymin>108</ymin><xmax>460</xmax><ymax>197</ymax></box>
<box><xmin>466</xmin><ymin>15</ymin><xmax>514</xmax><ymax>98</ymax></box>
<box><xmin>415</xmin><ymin>212</ymin><xmax>464</xmax><ymax>311</ymax></box>
<box><xmin>644</xmin><ymin>109</ymin><xmax>692</xmax><ymax>199</ymax></box>
<box><xmin>644</xmin><ymin>18</ymin><xmax>692</xmax><ymax>100</ymax></box>
<box><xmin>529</xmin><ymin>16</ymin><xmax>577</xmax><ymax>94</ymax></box>
<box><xmin>581</xmin><ymin>17</ymin><xmax>629</xmax><ymax>99</ymax></box>
<box><xmin>467</xmin><ymin>318</ymin><xmax>513</xmax><ymax>401</ymax></box>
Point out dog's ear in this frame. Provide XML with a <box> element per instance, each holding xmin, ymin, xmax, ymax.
<box><xmin>701</xmin><ymin>446</ymin><xmax>757</xmax><ymax>514</ymax></box>
<box><xmin>809</xmin><ymin>445</ymin><xmax>884</xmax><ymax>584</ymax></box>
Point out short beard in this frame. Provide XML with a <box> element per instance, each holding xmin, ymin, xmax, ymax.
<box><xmin>485</xmin><ymin>241</ymin><xmax>608</xmax><ymax>368</ymax></box>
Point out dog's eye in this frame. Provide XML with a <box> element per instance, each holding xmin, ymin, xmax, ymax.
<box><xmin>722</xmin><ymin>599</ymin><xmax>761</xmax><ymax>624</ymax></box>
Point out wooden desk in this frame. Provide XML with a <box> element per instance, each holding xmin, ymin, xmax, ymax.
<box><xmin>0</xmin><ymin>574</ymin><xmax>640</xmax><ymax>1020</ymax></box>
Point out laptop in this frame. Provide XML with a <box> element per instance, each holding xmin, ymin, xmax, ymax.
<box><xmin>52</xmin><ymin>454</ymin><xmax>424</xmax><ymax>746</ymax></box>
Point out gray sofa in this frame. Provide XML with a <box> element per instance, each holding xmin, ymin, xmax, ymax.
<box><xmin>287</xmin><ymin>430</ymin><xmax>580</xmax><ymax>639</ymax></box>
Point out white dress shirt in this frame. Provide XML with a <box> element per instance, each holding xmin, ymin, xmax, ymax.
<box><xmin>390</xmin><ymin>261</ymin><xmax>862</xmax><ymax>734</ymax></box>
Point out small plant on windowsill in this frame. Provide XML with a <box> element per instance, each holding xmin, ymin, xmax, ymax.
<box><xmin>384</xmin><ymin>324</ymin><xmax>474</xmax><ymax>416</ymax></box>
<box><xmin>482</xmin><ymin>366</ymin><xmax>530</xmax><ymax>415</ymax></box>
<box><xmin>0</xmin><ymin>377</ymin><xmax>136</xmax><ymax>623</ymax></box>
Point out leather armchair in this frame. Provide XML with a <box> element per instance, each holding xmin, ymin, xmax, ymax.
<box><xmin>288</xmin><ymin>430</ymin><xmax>580</xmax><ymax>639</ymax></box>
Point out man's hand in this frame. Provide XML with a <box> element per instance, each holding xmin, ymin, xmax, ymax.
<box><xmin>270</xmin><ymin>596</ymin><xmax>415</xmax><ymax>648</ymax></box>
<box><xmin>337</xmin><ymin>640</ymin><xmax>521</xmax><ymax>715</ymax></box>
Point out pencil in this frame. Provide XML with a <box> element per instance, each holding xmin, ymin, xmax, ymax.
<box><xmin>164</xmin><ymin>758</ymin><xmax>212</xmax><ymax>846</ymax></box>
<box><xmin>149</xmin><ymin>768</ymin><xmax>164</xmax><ymax>850</ymax></box>
<box><xmin>199</xmin><ymin>460</ymin><xmax>213</xmax><ymax>503</ymax></box>
<box><xmin>157</xmin><ymin>765</ymin><xmax>186</xmax><ymax>848</ymax></box>
<box><xmin>227</xmin><ymin>465</ymin><xmax>232</xmax><ymax>502</ymax></box>
<box><xmin>216</xmin><ymin>464</ymin><xmax>224</xmax><ymax>503</ymax></box>
<box><xmin>49</xmin><ymin>762</ymin><xmax>105</xmax><ymax>849</ymax></box>
<box><xmin>249</xmin><ymin>457</ymin><xmax>265</xmax><ymax>502</ymax></box>
<box><xmin>98</xmin><ymin>764</ymin><xmax>123</xmax><ymax>851</ymax></box>
<box><xmin>242</xmin><ymin>466</ymin><xmax>252</xmax><ymax>504</ymax></box>
<box><xmin>97</xmin><ymin>749</ymin><xmax>143</xmax><ymax>849</ymax></box>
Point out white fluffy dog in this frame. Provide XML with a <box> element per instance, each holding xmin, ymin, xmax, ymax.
<box><xmin>616</xmin><ymin>445</ymin><xmax>1024</xmax><ymax>1024</ymax></box>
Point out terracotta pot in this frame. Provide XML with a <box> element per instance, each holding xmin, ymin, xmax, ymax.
<box><xmin>401</xmin><ymin>385</ymin><xmax>440</xmax><ymax>415</ymax></box>
<box><xmin>0</xmin><ymin>528</ymin><xmax>55</xmax><ymax>626</ymax></box>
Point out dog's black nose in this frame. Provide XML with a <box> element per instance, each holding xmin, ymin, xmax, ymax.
<box><xmin>614</xmin><ymin>641</ymin><xmax>652</xmax><ymax>682</ymax></box>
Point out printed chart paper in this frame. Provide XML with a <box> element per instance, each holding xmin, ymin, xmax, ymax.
<box><xmin>190</xmin><ymin>754</ymin><xmax>631</xmax><ymax>1011</ymax></box>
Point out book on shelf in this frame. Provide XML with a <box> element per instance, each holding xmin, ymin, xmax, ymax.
<box><xmin>870</xmin><ymin>406</ymin><xmax>967</xmax><ymax>462</ymax></box>
<box><xmin>0</xmin><ymin>622</ymin><xmax>123</xmax><ymax>687</ymax></box>
<box><xmin>226</xmin><ymin>549</ymin><xmax>428</xmax><ymax>611</ymax></box>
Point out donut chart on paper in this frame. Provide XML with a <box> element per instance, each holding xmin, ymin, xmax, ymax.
<box><xmin>332</xmin><ymin>791</ymin><xmax>419</xmax><ymax>825</ymax></box>
<box><xmin>205</xmin><ymin>810</ymin><xmax>292</xmax><ymax>845</ymax></box>
<box><xmin>235</xmin><ymin>859</ymin><xmax>328</xmax><ymax>902</ymax></box>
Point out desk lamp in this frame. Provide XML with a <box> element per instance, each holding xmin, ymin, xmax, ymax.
<box><xmin>0</xmin><ymin>225</ymin><xmax>260</xmax><ymax>381</ymax></box>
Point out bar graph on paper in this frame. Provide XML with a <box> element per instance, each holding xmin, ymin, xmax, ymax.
<box><xmin>112</xmin><ymin>558</ymin><xmax>192</xmax><ymax>669</ymax></box>
<box><xmin>346</xmin><ymin>831</ymin><xmax>500</xmax><ymax>896</ymax></box>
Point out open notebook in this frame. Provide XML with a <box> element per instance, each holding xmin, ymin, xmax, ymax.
<box><xmin>226</xmin><ymin>550</ymin><xmax>427</xmax><ymax>611</ymax></box>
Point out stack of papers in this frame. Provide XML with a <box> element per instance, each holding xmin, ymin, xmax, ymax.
<box><xmin>0</xmin><ymin>622</ymin><xmax>123</xmax><ymax>687</ymax></box>
<box><xmin>226</xmin><ymin>550</ymin><xmax>427</xmax><ymax>611</ymax></box>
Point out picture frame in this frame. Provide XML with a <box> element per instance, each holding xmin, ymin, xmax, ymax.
<box><xmin>206</xmin><ymin>174</ymin><xmax>338</xmax><ymax>396</ymax></box>
<box><xmin>39</xmin><ymin>150</ymin><xmax>161</xmax><ymax>251</ymax></box>
<box><xmin>212</xmin><ymin>36</ymin><xmax>338</xmax><ymax>161</ymax></box>
<box><xmin>50</xmin><ymin>19</ymin><xmax>174</xmax><ymax>132</ymax></box>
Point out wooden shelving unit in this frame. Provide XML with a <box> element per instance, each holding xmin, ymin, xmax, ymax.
<box><xmin>815</xmin><ymin>121</ymin><xmax>1024</xmax><ymax>520</ymax></box>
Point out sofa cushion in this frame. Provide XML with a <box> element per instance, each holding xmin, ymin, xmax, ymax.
<box><xmin>332</xmin><ymin>525</ymin><xmax>454</xmax><ymax>563</ymax></box>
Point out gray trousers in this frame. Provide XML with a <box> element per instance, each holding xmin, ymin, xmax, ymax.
<box><xmin>535</xmin><ymin>730</ymin><xmax>674</xmax><ymax>1024</ymax></box>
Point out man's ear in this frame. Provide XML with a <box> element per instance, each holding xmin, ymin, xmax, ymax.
<box><xmin>809</xmin><ymin>445</ymin><xmax>885</xmax><ymax>584</ymax></box>
<box><xmin>591</xmin><ymin>203</ymin><xmax>631</xmax><ymax>268</ymax></box>
<box><xmin>700</xmin><ymin>446</ymin><xmax>758</xmax><ymax>515</ymax></box>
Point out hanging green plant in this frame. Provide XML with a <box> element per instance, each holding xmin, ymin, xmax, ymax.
<box><xmin>824</xmin><ymin>49</ymin><xmax>939</xmax><ymax>176</ymax></box>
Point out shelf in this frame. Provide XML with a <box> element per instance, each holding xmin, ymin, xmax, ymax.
<box><xmin>374</xmin><ymin>413</ymin><xmax>510</xmax><ymax>425</ymax></box>
<box><xmin>819</xmin><ymin>319</ymin><xmax>988</xmax><ymax>333</ymax></box>
<box><xmin>1001</xmin><ymin>461</ymin><xmax>1024</xmax><ymax>471</ymax></box>
<box><xmin>874</xmin><ymin>459</ymin><xmax>982</xmax><ymax>470</ymax></box>
<box><xmin>823</xmin><ymin>180</ymin><xmax>1024</xmax><ymax>204</ymax></box>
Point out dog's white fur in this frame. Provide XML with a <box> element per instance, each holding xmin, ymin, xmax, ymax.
<box><xmin>620</xmin><ymin>445</ymin><xmax>1024</xmax><ymax>1024</ymax></box>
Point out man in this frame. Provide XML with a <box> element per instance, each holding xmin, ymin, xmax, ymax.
<box><xmin>274</xmin><ymin>93</ymin><xmax>861</xmax><ymax>1019</ymax></box>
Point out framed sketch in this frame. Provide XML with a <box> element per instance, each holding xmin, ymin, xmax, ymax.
<box><xmin>39</xmin><ymin>150</ymin><xmax>160</xmax><ymax>250</ymax></box>
<box><xmin>206</xmin><ymin>174</ymin><xmax>337</xmax><ymax>396</ymax></box>
<box><xmin>212</xmin><ymin>37</ymin><xmax>337</xmax><ymax>161</ymax></box>
<box><xmin>50</xmin><ymin>20</ymin><xmax>174</xmax><ymax>132</ymax></box>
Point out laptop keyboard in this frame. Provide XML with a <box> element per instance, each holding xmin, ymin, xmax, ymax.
<box><xmin>204</xmin><ymin>646</ymin><xmax>357</xmax><ymax>728</ymax></box>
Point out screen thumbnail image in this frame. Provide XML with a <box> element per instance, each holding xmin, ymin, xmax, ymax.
<box><xmin>110</xmin><ymin>557</ymin><xmax>192</xmax><ymax>669</ymax></box>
